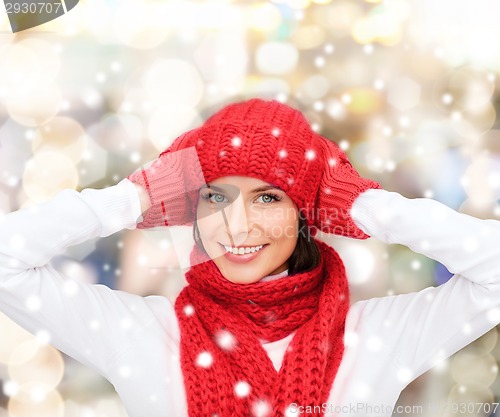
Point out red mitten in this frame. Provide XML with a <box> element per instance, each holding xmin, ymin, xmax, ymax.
<box><xmin>314</xmin><ymin>136</ymin><xmax>381</xmax><ymax>239</ymax></box>
<box><xmin>127</xmin><ymin>145</ymin><xmax>205</xmax><ymax>229</ymax></box>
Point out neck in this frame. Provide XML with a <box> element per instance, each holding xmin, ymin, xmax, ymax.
<box><xmin>259</xmin><ymin>268</ymin><xmax>289</xmax><ymax>283</ymax></box>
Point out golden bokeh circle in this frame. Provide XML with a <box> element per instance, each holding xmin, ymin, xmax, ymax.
<box><xmin>33</xmin><ymin>117</ymin><xmax>88</xmax><ymax>163</ymax></box>
<box><xmin>8</xmin><ymin>340</ymin><xmax>64</xmax><ymax>389</ymax></box>
<box><xmin>22</xmin><ymin>152</ymin><xmax>79</xmax><ymax>203</ymax></box>
<box><xmin>8</xmin><ymin>385</ymin><xmax>64</xmax><ymax>417</ymax></box>
<box><xmin>7</xmin><ymin>82</ymin><xmax>62</xmax><ymax>127</ymax></box>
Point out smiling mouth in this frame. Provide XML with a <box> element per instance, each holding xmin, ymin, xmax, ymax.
<box><xmin>219</xmin><ymin>243</ymin><xmax>268</xmax><ymax>255</ymax></box>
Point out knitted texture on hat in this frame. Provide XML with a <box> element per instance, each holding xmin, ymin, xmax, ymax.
<box><xmin>128</xmin><ymin>98</ymin><xmax>380</xmax><ymax>238</ymax></box>
<box><xmin>174</xmin><ymin>239</ymin><xmax>349</xmax><ymax>417</ymax></box>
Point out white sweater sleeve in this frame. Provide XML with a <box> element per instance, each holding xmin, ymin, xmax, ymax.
<box><xmin>0</xmin><ymin>179</ymin><xmax>170</xmax><ymax>378</ymax></box>
<box><xmin>350</xmin><ymin>189</ymin><xmax>500</xmax><ymax>382</ymax></box>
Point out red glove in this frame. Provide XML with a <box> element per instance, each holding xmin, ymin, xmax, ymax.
<box><xmin>313</xmin><ymin>136</ymin><xmax>381</xmax><ymax>239</ymax></box>
<box><xmin>127</xmin><ymin>145</ymin><xmax>205</xmax><ymax>229</ymax></box>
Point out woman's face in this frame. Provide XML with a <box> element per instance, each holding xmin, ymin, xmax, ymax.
<box><xmin>196</xmin><ymin>176</ymin><xmax>299</xmax><ymax>284</ymax></box>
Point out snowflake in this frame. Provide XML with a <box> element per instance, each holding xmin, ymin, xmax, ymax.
<box><xmin>234</xmin><ymin>381</ymin><xmax>251</xmax><ymax>398</ymax></box>
<box><xmin>252</xmin><ymin>399</ymin><xmax>271</xmax><ymax>417</ymax></box>
<box><xmin>487</xmin><ymin>307</ymin><xmax>500</xmax><ymax>323</ymax></box>
<box><xmin>184</xmin><ymin>304</ymin><xmax>195</xmax><ymax>316</ymax></box>
<box><xmin>272</xmin><ymin>128</ymin><xmax>280</xmax><ymax>137</ymax></box>
<box><xmin>35</xmin><ymin>330</ymin><xmax>51</xmax><ymax>345</ymax></box>
<box><xmin>396</xmin><ymin>367</ymin><xmax>413</xmax><ymax>383</ymax></box>
<box><xmin>442</xmin><ymin>93</ymin><xmax>453</xmax><ymax>105</ymax></box>
<box><xmin>30</xmin><ymin>386</ymin><xmax>47</xmax><ymax>402</ymax></box>
<box><xmin>339</xmin><ymin>139</ymin><xmax>349</xmax><ymax>151</ymax></box>
<box><xmin>410</xmin><ymin>260</ymin><xmax>421</xmax><ymax>271</ymax></box>
<box><xmin>344</xmin><ymin>331</ymin><xmax>359</xmax><ymax>347</ymax></box>
<box><xmin>119</xmin><ymin>366</ymin><xmax>132</xmax><ymax>378</ymax></box>
<box><xmin>328</xmin><ymin>158</ymin><xmax>337</xmax><ymax>167</ymax></box>
<box><xmin>278</xmin><ymin>149</ymin><xmax>287</xmax><ymax>158</ymax></box>
<box><xmin>324</xmin><ymin>43</ymin><xmax>334</xmax><ymax>54</ymax></box>
<box><xmin>3</xmin><ymin>380</ymin><xmax>19</xmax><ymax>397</ymax></box>
<box><xmin>231</xmin><ymin>137</ymin><xmax>242</xmax><ymax>147</ymax></box>
<box><xmin>89</xmin><ymin>319</ymin><xmax>101</xmax><ymax>331</ymax></box>
<box><xmin>196</xmin><ymin>351</ymin><xmax>213</xmax><ymax>368</ymax></box>
<box><xmin>285</xmin><ymin>403</ymin><xmax>300</xmax><ymax>417</ymax></box>
<box><xmin>374</xmin><ymin>79</ymin><xmax>385</xmax><ymax>90</ymax></box>
<box><xmin>130</xmin><ymin>152</ymin><xmax>141</xmax><ymax>163</ymax></box>
<box><xmin>341</xmin><ymin>93</ymin><xmax>352</xmax><ymax>104</ymax></box>
<box><xmin>314</xmin><ymin>56</ymin><xmax>325</xmax><ymax>67</ymax></box>
<box><xmin>63</xmin><ymin>280</ymin><xmax>79</xmax><ymax>296</ymax></box>
<box><xmin>462</xmin><ymin>237</ymin><xmax>478</xmax><ymax>253</ymax></box>
<box><xmin>215</xmin><ymin>330</ymin><xmax>236</xmax><ymax>351</ymax></box>
<box><xmin>25</xmin><ymin>295</ymin><xmax>42</xmax><ymax>311</ymax></box>
<box><xmin>313</xmin><ymin>101</ymin><xmax>324</xmax><ymax>112</ymax></box>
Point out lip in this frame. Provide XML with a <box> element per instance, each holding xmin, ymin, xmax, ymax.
<box><xmin>219</xmin><ymin>243</ymin><xmax>268</xmax><ymax>264</ymax></box>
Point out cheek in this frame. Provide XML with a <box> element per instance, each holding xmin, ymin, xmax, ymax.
<box><xmin>196</xmin><ymin>208</ymin><xmax>226</xmax><ymax>237</ymax></box>
<box><xmin>261</xmin><ymin>216</ymin><xmax>298</xmax><ymax>241</ymax></box>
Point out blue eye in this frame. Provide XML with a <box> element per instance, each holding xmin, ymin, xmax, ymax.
<box><xmin>258</xmin><ymin>193</ymin><xmax>281</xmax><ymax>204</ymax></box>
<box><xmin>200</xmin><ymin>193</ymin><xmax>228</xmax><ymax>204</ymax></box>
<box><xmin>200</xmin><ymin>192</ymin><xmax>282</xmax><ymax>204</ymax></box>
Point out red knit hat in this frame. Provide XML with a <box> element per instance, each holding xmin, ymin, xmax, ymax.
<box><xmin>128</xmin><ymin>98</ymin><xmax>380</xmax><ymax>239</ymax></box>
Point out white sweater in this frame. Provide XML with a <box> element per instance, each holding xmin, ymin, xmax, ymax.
<box><xmin>1</xmin><ymin>179</ymin><xmax>500</xmax><ymax>417</ymax></box>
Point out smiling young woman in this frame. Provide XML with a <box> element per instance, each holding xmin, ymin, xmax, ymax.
<box><xmin>1</xmin><ymin>98</ymin><xmax>500</xmax><ymax>417</ymax></box>
<box><xmin>194</xmin><ymin>176</ymin><xmax>301</xmax><ymax>284</ymax></box>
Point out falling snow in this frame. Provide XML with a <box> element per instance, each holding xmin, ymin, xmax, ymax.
<box><xmin>215</xmin><ymin>329</ymin><xmax>237</xmax><ymax>351</ymax></box>
<box><xmin>25</xmin><ymin>294</ymin><xmax>42</xmax><ymax>311</ymax></box>
<box><xmin>252</xmin><ymin>399</ymin><xmax>271</xmax><ymax>417</ymax></box>
<box><xmin>36</xmin><ymin>329</ymin><xmax>52</xmax><ymax>345</ymax></box>
<box><xmin>184</xmin><ymin>304</ymin><xmax>195</xmax><ymax>316</ymax></box>
<box><xmin>196</xmin><ymin>351</ymin><xmax>213</xmax><ymax>368</ymax></box>
<box><xmin>3</xmin><ymin>380</ymin><xmax>19</xmax><ymax>397</ymax></box>
<box><xmin>234</xmin><ymin>381</ymin><xmax>251</xmax><ymax>397</ymax></box>
<box><xmin>363</xmin><ymin>44</ymin><xmax>374</xmax><ymax>54</ymax></box>
<box><xmin>119</xmin><ymin>366</ymin><xmax>132</xmax><ymax>378</ymax></box>
<box><xmin>89</xmin><ymin>319</ymin><xmax>101</xmax><ymax>331</ymax></box>
<box><xmin>396</xmin><ymin>367</ymin><xmax>413</xmax><ymax>384</ymax></box>
<box><xmin>305</xmin><ymin>150</ymin><xmax>316</xmax><ymax>161</ymax></box>
<box><xmin>285</xmin><ymin>403</ymin><xmax>299</xmax><ymax>417</ymax></box>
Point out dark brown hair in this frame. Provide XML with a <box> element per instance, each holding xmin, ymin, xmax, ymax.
<box><xmin>287</xmin><ymin>211</ymin><xmax>321</xmax><ymax>276</ymax></box>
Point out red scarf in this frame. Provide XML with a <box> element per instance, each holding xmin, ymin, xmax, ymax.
<box><xmin>174</xmin><ymin>239</ymin><xmax>349</xmax><ymax>417</ymax></box>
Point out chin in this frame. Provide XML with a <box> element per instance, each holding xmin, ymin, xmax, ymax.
<box><xmin>222</xmin><ymin>271</ymin><xmax>264</xmax><ymax>285</ymax></box>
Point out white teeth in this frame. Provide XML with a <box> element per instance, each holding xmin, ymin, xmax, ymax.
<box><xmin>223</xmin><ymin>244</ymin><xmax>264</xmax><ymax>255</ymax></box>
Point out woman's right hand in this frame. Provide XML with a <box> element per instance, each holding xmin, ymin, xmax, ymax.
<box><xmin>126</xmin><ymin>146</ymin><xmax>205</xmax><ymax>229</ymax></box>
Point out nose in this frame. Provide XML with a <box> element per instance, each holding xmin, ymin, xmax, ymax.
<box><xmin>221</xmin><ymin>194</ymin><xmax>250</xmax><ymax>247</ymax></box>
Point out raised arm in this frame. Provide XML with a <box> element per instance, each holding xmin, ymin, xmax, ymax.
<box><xmin>0</xmin><ymin>179</ymin><xmax>168</xmax><ymax>377</ymax></box>
<box><xmin>350</xmin><ymin>189</ymin><xmax>500</xmax><ymax>383</ymax></box>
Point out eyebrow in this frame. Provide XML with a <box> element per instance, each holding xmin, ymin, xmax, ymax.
<box><xmin>199</xmin><ymin>184</ymin><xmax>283</xmax><ymax>193</ymax></box>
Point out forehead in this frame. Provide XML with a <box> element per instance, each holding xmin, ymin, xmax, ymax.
<box><xmin>208</xmin><ymin>176</ymin><xmax>277</xmax><ymax>190</ymax></box>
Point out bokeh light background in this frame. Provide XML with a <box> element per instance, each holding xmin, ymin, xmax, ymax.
<box><xmin>1</xmin><ymin>0</ymin><xmax>500</xmax><ymax>416</ymax></box>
